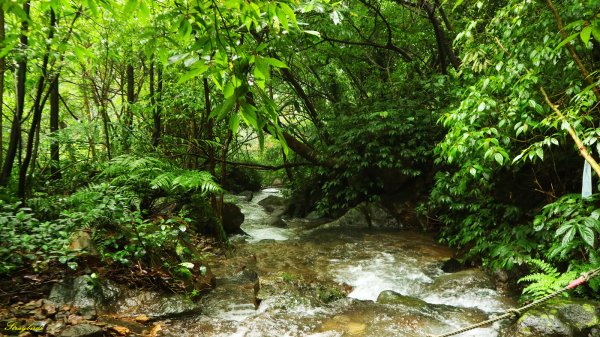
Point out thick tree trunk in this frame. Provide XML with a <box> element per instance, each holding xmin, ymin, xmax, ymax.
<box><xmin>0</xmin><ymin>2</ymin><xmax>30</xmax><ymax>187</ymax></box>
<box><xmin>50</xmin><ymin>76</ymin><xmax>60</xmax><ymax>179</ymax></box>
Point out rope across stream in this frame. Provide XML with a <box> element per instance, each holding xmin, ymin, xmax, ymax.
<box><xmin>428</xmin><ymin>266</ymin><xmax>600</xmax><ymax>337</ymax></box>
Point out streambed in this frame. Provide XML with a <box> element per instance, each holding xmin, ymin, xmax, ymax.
<box><xmin>161</xmin><ymin>189</ymin><xmax>516</xmax><ymax>337</ymax></box>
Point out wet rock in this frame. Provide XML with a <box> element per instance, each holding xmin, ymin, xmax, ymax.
<box><xmin>376</xmin><ymin>290</ymin><xmax>430</xmax><ymax>309</ymax></box>
<box><xmin>258</xmin><ymin>195</ymin><xmax>287</xmax><ymax>213</ymax></box>
<box><xmin>238</xmin><ymin>191</ymin><xmax>254</xmax><ymax>202</ymax></box>
<box><xmin>46</xmin><ymin>321</ymin><xmax>66</xmax><ymax>336</ymax></box>
<box><xmin>48</xmin><ymin>276</ymin><xmax>121</xmax><ymax>313</ymax></box>
<box><xmin>117</xmin><ymin>291</ymin><xmax>201</xmax><ymax>320</ymax></box>
<box><xmin>362</xmin><ymin>202</ymin><xmax>401</xmax><ymax>228</ymax></box>
<box><xmin>507</xmin><ymin>299</ymin><xmax>600</xmax><ymax>337</ymax></box>
<box><xmin>222</xmin><ymin>202</ymin><xmax>245</xmax><ymax>234</ymax></box>
<box><xmin>441</xmin><ymin>258</ymin><xmax>464</xmax><ymax>273</ymax></box>
<box><xmin>320</xmin><ymin>202</ymin><xmax>400</xmax><ymax>229</ymax></box>
<box><xmin>59</xmin><ymin>324</ymin><xmax>103</xmax><ymax>337</ymax></box>
<box><xmin>68</xmin><ymin>231</ymin><xmax>98</xmax><ymax>256</ymax></box>
<box><xmin>305</xmin><ymin>210</ymin><xmax>324</xmax><ymax>220</ymax></box>
<box><xmin>42</xmin><ymin>301</ymin><xmax>57</xmax><ymax>318</ymax></box>
<box><xmin>426</xmin><ymin>269</ymin><xmax>495</xmax><ymax>292</ymax></box>
<box><xmin>266</xmin><ymin>208</ymin><xmax>287</xmax><ymax>228</ymax></box>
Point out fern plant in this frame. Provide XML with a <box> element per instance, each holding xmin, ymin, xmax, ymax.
<box><xmin>100</xmin><ymin>155</ymin><xmax>221</xmax><ymax>195</ymax></box>
<box><xmin>518</xmin><ymin>259</ymin><xmax>578</xmax><ymax>301</ymax></box>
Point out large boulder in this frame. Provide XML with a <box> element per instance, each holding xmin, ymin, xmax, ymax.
<box><xmin>507</xmin><ymin>299</ymin><xmax>600</xmax><ymax>337</ymax></box>
<box><xmin>222</xmin><ymin>202</ymin><xmax>245</xmax><ymax>234</ymax></box>
<box><xmin>320</xmin><ymin>202</ymin><xmax>401</xmax><ymax>229</ymax></box>
<box><xmin>116</xmin><ymin>290</ymin><xmax>202</xmax><ymax>320</ymax></box>
<box><xmin>238</xmin><ymin>191</ymin><xmax>254</xmax><ymax>202</ymax></box>
<box><xmin>49</xmin><ymin>275</ymin><xmax>121</xmax><ymax>314</ymax></box>
<box><xmin>376</xmin><ymin>290</ymin><xmax>431</xmax><ymax>309</ymax></box>
<box><xmin>59</xmin><ymin>323</ymin><xmax>104</xmax><ymax>337</ymax></box>
<box><xmin>258</xmin><ymin>195</ymin><xmax>287</xmax><ymax>213</ymax></box>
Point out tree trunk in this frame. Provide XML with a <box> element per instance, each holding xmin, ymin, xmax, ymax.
<box><xmin>19</xmin><ymin>8</ymin><xmax>57</xmax><ymax>198</ymax></box>
<box><xmin>50</xmin><ymin>76</ymin><xmax>61</xmax><ymax>179</ymax></box>
<box><xmin>0</xmin><ymin>7</ymin><xmax>5</xmax><ymax>170</ymax></box>
<box><xmin>0</xmin><ymin>2</ymin><xmax>30</xmax><ymax>187</ymax></box>
<box><xmin>150</xmin><ymin>61</ymin><xmax>162</xmax><ymax>148</ymax></box>
<box><xmin>124</xmin><ymin>63</ymin><xmax>134</xmax><ymax>151</ymax></box>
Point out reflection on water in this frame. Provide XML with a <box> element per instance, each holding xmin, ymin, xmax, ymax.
<box><xmin>161</xmin><ymin>189</ymin><xmax>516</xmax><ymax>337</ymax></box>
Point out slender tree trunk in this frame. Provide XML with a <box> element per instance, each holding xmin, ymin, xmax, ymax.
<box><xmin>150</xmin><ymin>61</ymin><xmax>161</xmax><ymax>148</ymax></box>
<box><xmin>101</xmin><ymin>103</ymin><xmax>112</xmax><ymax>160</ymax></box>
<box><xmin>50</xmin><ymin>76</ymin><xmax>60</xmax><ymax>179</ymax></box>
<box><xmin>0</xmin><ymin>7</ymin><xmax>5</xmax><ymax>170</ymax></box>
<box><xmin>124</xmin><ymin>63</ymin><xmax>134</xmax><ymax>151</ymax></box>
<box><xmin>0</xmin><ymin>2</ymin><xmax>30</xmax><ymax>187</ymax></box>
<box><xmin>81</xmin><ymin>71</ymin><xmax>97</xmax><ymax>160</ymax></box>
<box><xmin>19</xmin><ymin>8</ymin><xmax>57</xmax><ymax>198</ymax></box>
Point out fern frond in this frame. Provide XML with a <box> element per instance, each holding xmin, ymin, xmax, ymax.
<box><xmin>518</xmin><ymin>259</ymin><xmax>578</xmax><ymax>300</ymax></box>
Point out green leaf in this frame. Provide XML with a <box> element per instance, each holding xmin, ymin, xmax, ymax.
<box><xmin>177</xmin><ymin>64</ymin><xmax>208</xmax><ymax>84</ymax></box>
<box><xmin>240</xmin><ymin>103</ymin><xmax>258</xmax><ymax>129</ymax></box>
<box><xmin>211</xmin><ymin>95</ymin><xmax>236</xmax><ymax>119</ymax></box>
<box><xmin>562</xmin><ymin>227</ymin><xmax>576</xmax><ymax>246</ymax></box>
<box><xmin>262</xmin><ymin>57</ymin><xmax>288</xmax><ymax>69</ymax></box>
<box><xmin>578</xmin><ymin>225</ymin><xmax>595</xmax><ymax>247</ymax></box>
<box><xmin>592</xmin><ymin>26</ymin><xmax>600</xmax><ymax>43</ymax></box>
<box><xmin>229</xmin><ymin>114</ymin><xmax>240</xmax><ymax>134</ymax></box>
<box><xmin>536</xmin><ymin>147</ymin><xmax>544</xmax><ymax>161</ymax></box>
<box><xmin>580</xmin><ymin>26</ymin><xmax>592</xmax><ymax>46</ymax></box>
<box><xmin>554</xmin><ymin>32</ymin><xmax>579</xmax><ymax>51</ymax></box>
<box><xmin>477</xmin><ymin>102</ymin><xmax>486</xmax><ymax>112</ymax></box>
<box><xmin>494</xmin><ymin>152</ymin><xmax>504</xmax><ymax>165</ymax></box>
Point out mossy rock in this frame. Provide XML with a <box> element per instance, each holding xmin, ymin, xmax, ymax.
<box><xmin>507</xmin><ymin>298</ymin><xmax>600</xmax><ymax>337</ymax></box>
<box><xmin>376</xmin><ymin>290</ymin><xmax>429</xmax><ymax>309</ymax></box>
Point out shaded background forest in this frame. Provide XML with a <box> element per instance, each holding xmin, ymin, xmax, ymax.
<box><xmin>1</xmin><ymin>0</ymin><xmax>600</xmax><ymax>298</ymax></box>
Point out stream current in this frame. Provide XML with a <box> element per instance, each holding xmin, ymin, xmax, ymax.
<box><xmin>162</xmin><ymin>189</ymin><xmax>516</xmax><ymax>336</ymax></box>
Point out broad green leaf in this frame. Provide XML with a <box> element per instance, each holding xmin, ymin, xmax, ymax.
<box><xmin>240</xmin><ymin>103</ymin><xmax>258</xmax><ymax>129</ymax></box>
<box><xmin>494</xmin><ymin>152</ymin><xmax>504</xmax><ymax>165</ymax></box>
<box><xmin>229</xmin><ymin>114</ymin><xmax>240</xmax><ymax>135</ymax></box>
<box><xmin>578</xmin><ymin>225</ymin><xmax>595</xmax><ymax>247</ymax></box>
<box><xmin>580</xmin><ymin>26</ymin><xmax>592</xmax><ymax>46</ymax></box>
<box><xmin>211</xmin><ymin>94</ymin><xmax>236</xmax><ymax>119</ymax></box>
<box><xmin>177</xmin><ymin>64</ymin><xmax>208</xmax><ymax>84</ymax></box>
<box><xmin>562</xmin><ymin>227</ymin><xmax>576</xmax><ymax>246</ymax></box>
<box><xmin>262</xmin><ymin>57</ymin><xmax>288</xmax><ymax>69</ymax></box>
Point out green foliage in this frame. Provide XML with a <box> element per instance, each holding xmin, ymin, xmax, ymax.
<box><xmin>533</xmin><ymin>194</ymin><xmax>600</xmax><ymax>262</ymax></box>
<box><xmin>429</xmin><ymin>0</ymin><xmax>600</xmax><ymax>277</ymax></box>
<box><xmin>100</xmin><ymin>155</ymin><xmax>221</xmax><ymax>196</ymax></box>
<box><xmin>316</xmin><ymin>106</ymin><xmax>438</xmax><ymax>213</ymax></box>
<box><xmin>0</xmin><ymin>201</ymin><xmax>77</xmax><ymax>274</ymax></box>
<box><xmin>518</xmin><ymin>259</ymin><xmax>578</xmax><ymax>301</ymax></box>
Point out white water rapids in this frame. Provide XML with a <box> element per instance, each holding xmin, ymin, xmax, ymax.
<box><xmin>159</xmin><ymin>189</ymin><xmax>516</xmax><ymax>336</ymax></box>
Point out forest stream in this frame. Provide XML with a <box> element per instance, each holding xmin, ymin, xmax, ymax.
<box><xmin>158</xmin><ymin>189</ymin><xmax>517</xmax><ymax>337</ymax></box>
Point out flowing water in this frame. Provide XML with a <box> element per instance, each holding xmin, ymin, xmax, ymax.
<box><xmin>161</xmin><ymin>189</ymin><xmax>516</xmax><ymax>337</ymax></box>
